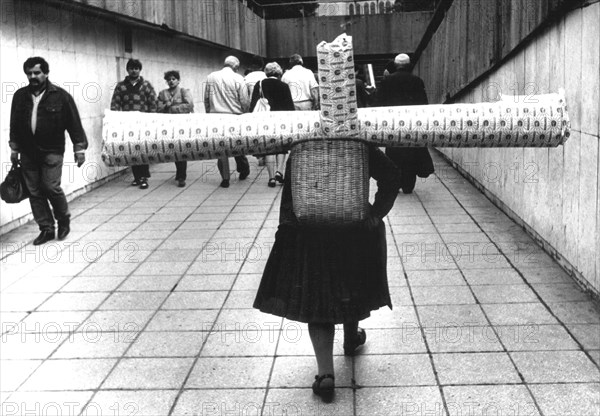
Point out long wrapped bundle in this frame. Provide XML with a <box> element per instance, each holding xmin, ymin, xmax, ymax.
<box><xmin>358</xmin><ymin>93</ymin><xmax>570</xmax><ymax>148</ymax></box>
<box><xmin>292</xmin><ymin>34</ymin><xmax>369</xmax><ymax>225</ymax></box>
<box><xmin>101</xmin><ymin>92</ymin><xmax>570</xmax><ymax>166</ymax></box>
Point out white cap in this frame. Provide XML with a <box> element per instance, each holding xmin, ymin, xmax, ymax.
<box><xmin>394</xmin><ymin>53</ymin><xmax>411</xmax><ymax>67</ymax></box>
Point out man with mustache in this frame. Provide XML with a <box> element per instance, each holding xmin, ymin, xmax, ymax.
<box><xmin>9</xmin><ymin>57</ymin><xmax>88</xmax><ymax>245</ymax></box>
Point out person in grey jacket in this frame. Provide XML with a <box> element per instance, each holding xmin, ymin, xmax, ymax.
<box><xmin>158</xmin><ymin>70</ymin><xmax>194</xmax><ymax>187</ymax></box>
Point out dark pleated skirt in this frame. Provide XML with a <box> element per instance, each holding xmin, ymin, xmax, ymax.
<box><xmin>253</xmin><ymin>222</ymin><xmax>392</xmax><ymax>324</ymax></box>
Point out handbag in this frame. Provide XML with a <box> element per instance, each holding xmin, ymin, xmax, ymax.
<box><xmin>252</xmin><ymin>80</ymin><xmax>270</xmax><ymax>112</ymax></box>
<box><xmin>1</xmin><ymin>162</ymin><xmax>30</xmax><ymax>203</ymax></box>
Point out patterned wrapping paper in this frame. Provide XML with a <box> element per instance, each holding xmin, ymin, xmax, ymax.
<box><xmin>101</xmin><ymin>111</ymin><xmax>320</xmax><ymax>166</ymax></box>
<box><xmin>292</xmin><ymin>34</ymin><xmax>370</xmax><ymax>225</ymax></box>
<box><xmin>102</xmin><ymin>93</ymin><xmax>570</xmax><ymax>166</ymax></box>
<box><xmin>358</xmin><ymin>92</ymin><xmax>570</xmax><ymax>148</ymax></box>
<box><xmin>316</xmin><ymin>34</ymin><xmax>359</xmax><ymax>137</ymax></box>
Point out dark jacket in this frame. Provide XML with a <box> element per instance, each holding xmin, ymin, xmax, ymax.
<box><xmin>249</xmin><ymin>78</ymin><xmax>295</xmax><ymax>112</ymax></box>
<box><xmin>378</xmin><ymin>69</ymin><xmax>434</xmax><ymax>178</ymax></box>
<box><xmin>110</xmin><ymin>76</ymin><xmax>157</xmax><ymax>112</ymax></box>
<box><xmin>378</xmin><ymin>69</ymin><xmax>428</xmax><ymax>106</ymax></box>
<box><xmin>9</xmin><ymin>81</ymin><xmax>88</xmax><ymax>156</ymax></box>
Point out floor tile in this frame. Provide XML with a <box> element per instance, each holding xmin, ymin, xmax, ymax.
<box><xmin>444</xmin><ymin>385</ymin><xmax>540</xmax><ymax>416</ymax></box>
<box><xmin>126</xmin><ymin>331</ymin><xmax>206</xmax><ymax>357</ymax></box>
<box><xmin>1</xmin><ymin>392</ymin><xmax>92</xmax><ymax>415</ymax></box>
<box><xmin>0</xmin><ymin>360</ymin><xmax>42</xmax><ymax>391</ymax></box>
<box><xmin>176</xmin><ymin>274</ymin><xmax>236</xmax><ymax>291</ymax></box>
<box><xmin>406</xmin><ymin>269</ymin><xmax>466</xmax><ymax>286</ymax></box>
<box><xmin>355</xmin><ymin>386</ymin><xmax>445</xmax><ymax>416</ymax></box>
<box><xmin>433</xmin><ymin>352</ymin><xmax>521</xmax><ymax>385</ymax></box>
<box><xmin>355</xmin><ymin>354</ymin><xmax>436</xmax><ymax>386</ymax></box>
<box><xmin>52</xmin><ymin>331</ymin><xmax>133</xmax><ymax>358</ymax></box>
<box><xmin>185</xmin><ymin>357</ymin><xmax>273</xmax><ymax>388</ymax></box>
<box><xmin>417</xmin><ymin>305</ymin><xmax>488</xmax><ymax>327</ymax></box>
<box><xmin>482</xmin><ymin>303</ymin><xmax>559</xmax><ymax>325</ymax></box>
<box><xmin>102</xmin><ymin>357</ymin><xmax>193</xmax><ymax>389</ymax></box>
<box><xmin>87</xmin><ymin>390</ymin><xmax>178</xmax><ymax>415</ymax></box>
<box><xmin>172</xmin><ymin>389</ymin><xmax>265</xmax><ymax>416</ymax></box>
<box><xmin>529</xmin><ymin>383</ymin><xmax>600</xmax><ymax>416</ymax></box>
<box><xmin>201</xmin><ymin>329</ymin><xmax>278</xmax><ymax>357</ymax></box>
<box><xmin>264</xmin><ymin>387</ymin><xmax>353</xmax><ymax>416</ymax></box>
<box><xmin>548</xmin><ymin>301</ymin><xmax>600</xmax><ymax>324</ymax></box>
<box><xmin>118</xmin><ymin>274</ymin><xmax>181</xmax><ymax>291</ymax></box>
<box><xmin>37</xmin><ymin>292</ymin><xmax>109</xmax><ymax>311</ymax></box>
<box><xmin>162</xmin><ymin>291</ymin><xmax>228</xmax><ymax>310</ymax></box>
<box><xmin>424</xmin><ymin>325</ymin><xmax>504</xmax><ymax>353</ymax></box>
<box><xmin>511</xmin><ymin>351</ymin><xmax>600</xmax><ymax>383</ymax></box>
<box><xmin>146</xmin><ymin>310</ymin><xmax>218</xmax><ymax>331</ymax></box>
<box><xmin>270</xmin><ymin>356</ymin><xmax>353</xmax><ymax>388</ymax></box>
<box><xmin>496</xmin><ymin>324</ymin><xmax>579</xmax><ymax>351</ymax></box>
<box><xmin>19</xmin><ymin>358</ymin><xmax>117</xmax><ymax>391</ymax></box>
<box><xmin>99</xmin><ymin>291</ymin><xmax>169</xmax><ymax>310</ymax></box>
<box><xmin>412</xmin><ymin>285</ymin><xmax>476</xmax><ymax>305</ymax></box>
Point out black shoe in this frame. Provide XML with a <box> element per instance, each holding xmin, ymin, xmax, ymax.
<box><xmin>131</xmin><ymin>179</ymin><xmax>140</xmax><ymax>186</ymax></box>
<box><xmin>275</xmin><ymin>171</ymin><xmax>284</xmax><ymax>184</ymax></box>
<box><xmin>239</xmin><ymin>170</ymin><xmax>250</xmax><ymax>180</ymax></box>
<box><xmin>33</xmin><ymin>230</ymin><xmax>55</xmax><ymax>246</ymax></box>
<box><xmin>343</xmin><ymin>328</ymin><xmax>367</xmax><ymax>356</ymax></box>
<box><xmin>177</xmin><ymin>179</ymin><xmax>186</xmax><ymax>187</ymax></box>
<box><xmin>312</xmin><ymin>374</ymin><xmax>335</xmax><ymax>403</ymax></box>
<box><xmin>220</xmin><ymin>179</ymin><xmax>230</xmax><ymax>188</ymax></box>
<box><xmin>139</xmin><ymin>178</ymin><xmax>149</xmax><ymax>189</ymax></box>
<box><xmin>57</xmin><ymin>222</ymin><xmax>70</xmax><ymax>240</ymax></box>
<box><xmin>268</xmin><ymin>178</ymin><xmax>277</xmax><ymax>188</ymax></box>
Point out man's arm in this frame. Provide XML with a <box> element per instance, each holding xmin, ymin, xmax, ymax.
<box><xmin>64</xmin><ymin>93</ymin><xmax>88</xmax><ymax>154</ymax></box>
<box><xmin>204</xmin><ymin>80</ymin><xmax>212</xmax><ymax>113</ymax></box>
<box><xmin>9</xmin><ymin>91</ymin><xmax>21</xmax><ymax>163</ymax></box>
<box><xmin>110</xmin><ymin>84</ymin><xmax>122</xmax><ymax>111</ymax></box>
<box><xmin>237</xmin><ymin>78</ymin><xmax>251</xmax><ymax>113</ymax></box>
<box><xmin>146</xmin><ymin>83</ymin><xmax>158</xmax><ymax>113</ymax></box>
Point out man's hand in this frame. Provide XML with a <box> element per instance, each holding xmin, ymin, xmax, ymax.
<box><xmin>75</xmin><ymin>152</ymin><xmax>85</xmax><ymax>167</ymax></box>
<box><xmin>10</xmin><ymin>151</ymin><xmax>19</xmax><ymax>164</ymax></box>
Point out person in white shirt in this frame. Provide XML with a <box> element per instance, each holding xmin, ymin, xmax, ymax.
<box><xmin>204</xmin><ymin>56</ymin><xmax>251</xmax><ymax>188</ymax></box>
<box><xmin>281</xmin><ymin>54</ymin><xmax>319</xmax><ymax>111</ymax></box>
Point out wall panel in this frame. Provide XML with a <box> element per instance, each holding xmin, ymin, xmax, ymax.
<box><xmin>416</xmin><ymin>1</ymin><xmax>600</xmax><ymax>294</ymax></box>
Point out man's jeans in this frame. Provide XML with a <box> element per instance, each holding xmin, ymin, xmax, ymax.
<box><xmin>20</xmin><ymin>153</ymin><xmax>70</xmax><ymax>232</ymax></box>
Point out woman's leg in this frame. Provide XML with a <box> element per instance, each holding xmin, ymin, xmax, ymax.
<box><xmin>265</xmin><ymin>155</ymin><xmax>276</xmax><ymax>179</ymax></box>
<box><xmin>308</xmin><ymin>323</ymin><xmax>335</xmax><ymax>378</ymax></box>
<box><xmin>343</xmin><ymin>321</ymin><xmax>359</xmax><ymax>345</ymax></box>
<box><xmin>276</xmin><ymin>154</ymin><xmax>286</xmax><ymax>175</ymax></box>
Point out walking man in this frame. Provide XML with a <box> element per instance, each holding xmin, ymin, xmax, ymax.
<box><xmin>204</xmin><ymin>56</ymin><xmax>251</xmax><ymax>188</ymax></box>
<box><xmin>110</xmin><ymin>58</ymin><xmax>157</xmax><ymax>189</ymax></box>
<box><xmin>377</xmin><ymin>53</ymin><xmax>434</xmax><ymax>193</ymax></box>
<box><xmin>281</xmin><ymin>54</ymin><xmax>319</xmax><ymax>111</ymax></box>
<box><xmin>9</xmin><ymin>57</ymin><xmax>88</xmax><ymax>245</ymax></box>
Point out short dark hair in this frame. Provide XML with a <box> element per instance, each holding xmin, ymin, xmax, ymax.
<box><xmin>289</xmin><ymin>54</ymin><xmax>303</xmax><ymax>67</ymax></box>
<box><xmin>23</xmin><ymin>57</ymin><xmax>49</xmax><ymax>74</ymax></box>
<box><xmin>126</xmin><ymin>59</ymin><xmax>142</xmax><ymax>71</ymax></box>
<box><xmin>249</xmin><ymin>55</ymin><xmax>264</xmax><ymax>70</ymax></box>
<box><xmin>164</xmin><ymin>70</ymin><xmax>180</xmax><ymax>81</ymax></box>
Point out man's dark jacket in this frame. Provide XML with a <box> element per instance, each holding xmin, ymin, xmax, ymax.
<box><xmin>9</xmin><ymin>81</ymin><xmax>88</xmax><ymax>157</ymax></box>
<box><xmin>378</xmin><ymin>69</ymin><xmax>434</xmax><ymax>178</ymax></box>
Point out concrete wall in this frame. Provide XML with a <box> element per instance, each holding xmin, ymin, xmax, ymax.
<box><xmin>416</xmin><ymin>2</ymin><xmax>600</xmax><ymax>295</ymax></box>
<box><xmin>0</xmin><ymin>0</ymin><xmax>260</xmax><ymax>233</ymax></box>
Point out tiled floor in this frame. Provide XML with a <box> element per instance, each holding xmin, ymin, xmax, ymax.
<box><xmin>1</xmin><ymin>152</ymin><xmax>599</xmax><ymax>415</ymax></box>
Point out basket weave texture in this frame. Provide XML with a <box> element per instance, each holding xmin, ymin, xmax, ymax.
<box><xmin>291</xmin><ymin>139</ymin><xmax>369</xmax><ymax>226</ymax></box>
